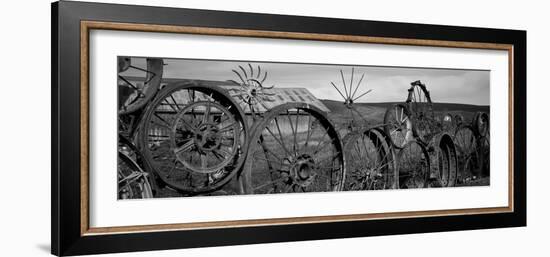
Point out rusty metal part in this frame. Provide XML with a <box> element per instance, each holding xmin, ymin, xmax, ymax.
<box><xmin>170</xmin><ymin>101</ymin><xmax>240</xmax><ymax>174</ymax></box>
<box><xmin>428</xmin><ymin>133</ymin><xmax>458</xmax><ymax>187</ymax></box>
<box><xmin>473</xmin><ymin>112</ymin><xmax>490</xmax><ymax>137</ymax></box>
<box><xmin>241</xmin><ymin>102</ymin><xmax>345</xmax><ymax>194</ymax></box>
<box><xmin>140</xmin><ymin>82</ymin><xmax>249</xmax><ymax>195</ymax></box>
<box><xmin>406</xmin><ymin>80</ymin><xmax>436</xmax><ymax>144</ymax></box>
<box><xmin>384</xmin><ymin>104</ymin><xmax>414</xmax><ymax>149</ymax></box>
<box><xmin>454</xmin><ymin>125</ymin><xmax>480</xmax><ymax>183</ymax></box>
<box><xmin>228</xmin><ymin>64</ymin><xmax>275</xmax><ymax>118</ymax></box>
<box><xmin>118</xmin><ymin>57</ymin><xmax>164</xmax><ymax>115</ymax></box>
<box><xmin>118</xmin><ymin>134</ymin><xmax>154</xmax><ymax>199</ymax></box>
<box><xmin>397</xmin><ymin>140</ymin><xmax>430</xmax><ymax>189</ymax></box>
<box><xmin>330</xmin><ymin>67</ymin><xmax>371</xmax><ymax>131</ymax></box>
<box><xmin>343</xmin><ymin>127</ymin><xmax>398</xmax><ymax>190</ymax></box>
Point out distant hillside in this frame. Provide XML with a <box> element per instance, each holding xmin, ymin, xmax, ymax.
<box><xmin>320</xmin><ymin>99</ymin><xmax>490</xmax><ymax>125</ymax></box>
<box><xmin>321</xmin><ymin>99</ymin><xmax>489</xmax><ymax>113</ymax></box>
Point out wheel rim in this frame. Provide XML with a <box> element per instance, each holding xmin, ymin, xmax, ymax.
<box><xmin>478</xmin><ymin>135</ymin><xmax>490</xmax><ymax>177</ymax></box>
<box><xmin>384</xmin><ymin>104</ymin><xmax>413</xmax><ymax>149</ymax></box>
<box><xmin>118</xmin><ymin>57</ymin><xmax>163</xmax><ymax>115</ymax></box>
<box><xmin>344</xmin><ymin>129</ymin><xmax>397</xmax><ymax>190</ymax></box>
<box><xmin>475</xmin><ymin>112</ymin><xmax>490</xmax><ymax>137</ymax></box>
<box><xmin>118</xmin><ymin>152</ymin><xmax>153</xmax><ymax>199</ymax></box>
<box><xmin>432</xmin><ymin>134</ymin><xmax>457</xmax><ymax>187</ymax></box>
<box><xmin>454</xmin><ymin>126</ymin><xmax>479</xmax><ymax>182</ymax></box>
<box><xmin>244</xmin><ymin>103</ymin><xmax>345</xmax><ymax>194</ymax></box>
<box><xmin>398</xmin><ymin>141</ymin><xmax>430</xmax><ymax>188</ymax></box>
<box><xmin>170</xmin><ymin>101</ymin><xmax>240</xmax><ymax>173</ymax></box>
<box><xmin>407</xmin><ymin>83</ymin><xmax>435</xmax><ymax>143</ymax></box>
<box><xmin>141</xmin><ymin>83</ymin><xmax>248</xmax><ymax>194</ymax></box>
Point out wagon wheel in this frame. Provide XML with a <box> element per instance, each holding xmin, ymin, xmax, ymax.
<box><xmin>454</xmin><ymin>125</ymin><xmax>480</xmax><ymax>183</ymax></box>
<box><xmin>478</xmin><ymin>135</ymin><xmax>490</xmax><ymax>177</ymax></box>
<box><xmin>406</xmin><ymin>81</ymin><xmax>435</xmax><ymax>144</ymax></box>
<box><xmin>344</xmin><ymin>128</ymin><xmax>398</xmax><ymax>191</ymax></box>
<box><xmin>118</xmin><ymin>151</ymin><xmax>153</xmax><ymax>199</ymax></box>
<box><xmin>242</xmin><ymin>102</ymin><xmax>345</xmax><ymax>194</ymax></box>
<box><xmin>398</xmin><ymin>140</ymin><xmax>430</xmax><ymax>189</ymax></box>
<box><xmin>384</xmin><ymin>104</ymin><xmax>414</xmax><ymax>149</ymax></box>
<box><xmin>118</xmin><ymin>57</ymin><xmax>164</xmax><ymax>115</ymax></box>
<box><xmin>140</xmin><ymin>83</ymin><xmax>248</xmax><ymax>194</ymax></box>
<box><xmin>118</xmin><ymin>134</ymin><xmax>155</xmax><ymax>199</ymax></box>
<box><xmin>473</xmin><ymin>112</ymin><xmax>490</xmax><ymax>137</ymax></box>
<box><xmin>430</xmin><ymin>133</ymin><xmax>458</xmax><ymax>187</ymax></box>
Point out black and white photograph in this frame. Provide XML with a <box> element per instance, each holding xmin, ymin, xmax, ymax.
<box><xmin>117</xmin><ymin>57</ymin><xmax>490</xmax><ymax>199</ymax></box>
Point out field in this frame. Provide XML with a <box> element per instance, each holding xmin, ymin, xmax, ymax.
<box><xmin>321</xmin><ymin>99</ymin><xmax>490</xmax><ymax>126</ymax></box>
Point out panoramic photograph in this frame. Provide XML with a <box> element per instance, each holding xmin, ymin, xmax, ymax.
<box><xmin>117</xmin><ymin>57</ymin><xmax>490</xmax><ymax>199</ymax></box>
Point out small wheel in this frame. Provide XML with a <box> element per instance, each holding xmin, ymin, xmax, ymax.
<box><xmin>384</xmin><ymin>104</ymin><xmax>414</xmax><ymax>149</ymax></box>
<box><xmin>344</xmin><ymin>128</ymin><xmax>398</xmax><ymax>191</ymax></box>
<box><xmin>140</xmin><ymin>82</ymin><xmax>248</xmax><ymax>194</ymax></box>
<box><xmin>398</xmin><ymin>140</ymin><xmax>430</xmax><ymax>189</ymax></box>
<box><xmin>118</xmin><ymin>151</ymin><xmax>153</xmax><ymax>199</ymax></box>
<box><xmin>441</xmin><ymin>113</ymin><xmax>454</xmax><ymax>132</ymax></box>
<box><xmin>406</xmin><ymin>81</ymin><xmax>435</xmax><ymax>144</ymax></box>
<box><xmin>454</xmin><ymin>125</ymin><xmax>480</xmax><ymax>182</ymax></box>
<box><xmin>242</xmin><ymin>102</ymin><xmax>345</xmax><ymax>194</ymax></box>
<box><xmin>118</xmin><ymin>57</ymin><xmax>163</xmax><ymax>115</ymax></box>
<box><xmin>473</xmin><ymin>112</ymin><xmax>490</xmax><ymax>137</ymax></box>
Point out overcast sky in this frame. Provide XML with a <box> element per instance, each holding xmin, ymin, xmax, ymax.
<box><xmin>128</xmin><ymin>57</ymin><xmax>490</xmax><ymax>106</ymax></box>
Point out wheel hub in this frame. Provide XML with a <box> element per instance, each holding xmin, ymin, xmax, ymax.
<box><xmin>194</xmin><ymin>123</ymin><xmax>221</xmax><ymax>151</ymax></box>
<box><xmin>289</xmin><ymin>154</ymin><xmax>317</xmax><ymax>187</ymax></box>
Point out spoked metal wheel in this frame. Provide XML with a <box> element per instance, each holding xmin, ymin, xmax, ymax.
<box><xmin>406</xmin><ymin>81</ymin><xmax>435</xmax><ymax>144</ymax></box>
<box><xmin>118</xmin><ymin>152</ymin><xmax>153</xmax><ymax>199</ymax></box>
<box><xmin>429</xmin><ymin>133</ymin><xmax>458</xmax><ymax>187</ymax></box>
<box><xmin>384</xmin><ymin>104</ymin><xmax>414</xmax><ymax>149</ymax></box>
<box><xmin>171</xmin><ymin>101</ymin><xmax>240</xmax><ymax>173</ymax></box>
<box><xmin>118</xmin><ymin>57</ymin><xmax>164</xmax><ymax>115</ymax></box>
<box><xmin>454</xmin><ymin>125</ymin><xmax>480</xmax><ymax>183</ymax></box>
<box><xmin>242</xmin><ymin>103</ymin><xmax>345</xmax><ymax>194</ymax></box>
<box><xmin>343</xmin><ymin>128</ymin><xmax>398</xmax><ymax>191</ymax></box>
<box><xmin>473</xmin><ymin>112</ymin><xmax>490</xmax><ymax>137</ymax></box>
<box><xmin>397</xmin><ymin>140</ymin><xmax>430</xmax><ymax>189</ymax></box>
<box><xmin>118</xmin><ymin>134</ymin><xmax>154</xmax><ymax>199</ymax></box>
<box><xmin>140</xmin><ymin>83</ymin><xmax>248</xmax><ymax>195</ymax></box>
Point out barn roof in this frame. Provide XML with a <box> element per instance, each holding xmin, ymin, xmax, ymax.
<box><xmin>123</xmin><ymin>77</ymin><xmax>330</xmax><ymax>114</ymax></box>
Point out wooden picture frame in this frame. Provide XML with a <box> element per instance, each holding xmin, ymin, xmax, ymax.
<box><xmin>52</xmin><ymin>1</ymin><xmax>526</xmax><ymax>256</ymax></box>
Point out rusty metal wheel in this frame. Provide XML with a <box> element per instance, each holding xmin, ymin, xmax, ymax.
<box><xmin>429</xmin><ymin>133</ymin><xmax>458</xmax><ymax>187</ymax></box>
<box><xmin>118</xmin><ymin>151</ymin><xmax>154</xmax><ymax>199</ymax></box>
<box><xmin>454</xmin><ymin>125</ymin><xmax>480</xmax><ymax>183</ymax></box>
<box><xmin>406</xmin><ymin>80</ymin><xmax>436</xmax><ymax>144</ymax></box>
<box><xmin>118</xmin><ymin>57</ymin><xmax>164</xmax><ymax>115</ymax></box>
<box><xmin>478</xmin><ymin>135</ymin><xmax>490</xmax><ymax>177</ymax></box>
<box><xmin>343</xmin><ymin>128</ymin><xmax>398</xmax><ymax>191</ymax></box>
<box><xmin>473</xmin><ymin>112</ymin><xmax>490</xmax><ymax>137</ymax></box>
<box><xmin>398</xmin><ymin>140</ymin><xmax>430</xmax><ymax>189</ymax></box>
<box><xmin>140</xmin><ymin>82</ymin><xmax>248</xmax><ymax>195</ymax></box>
<box><xmin>118</xmin><ymin>135</ymin><xmax>154</xmax><ymax>199</ymax></box>
<box><xmin>242</xmin><ymin>102</ymin><xmax>345</xmax><ymax>194</ymax></box>
<box><xmin>384</xmin><ymin>104</ymin><xmax>414</xmax><ymax>149</ymax></box>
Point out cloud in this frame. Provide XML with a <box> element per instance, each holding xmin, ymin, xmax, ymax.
<box><xmin>127</xmin><ymin>57</ymin><xmax>490</xmax><ymax>105</ymax></box>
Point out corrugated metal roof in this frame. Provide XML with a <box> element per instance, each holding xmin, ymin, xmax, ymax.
<box><xmin>121</xmin><ymin>77</ymin><xmax>330</xmax><ymax>114</ymax></box>
<box><xmin>222</xmin><ymin>85</ymin><xmax>330</xmax><ymax>114</ymax></box>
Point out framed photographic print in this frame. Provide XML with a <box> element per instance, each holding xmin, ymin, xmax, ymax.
<box><xmin>51</xmin><ymin>1</ymin><xmax>526</xmax><ymax>256</ymax></box>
